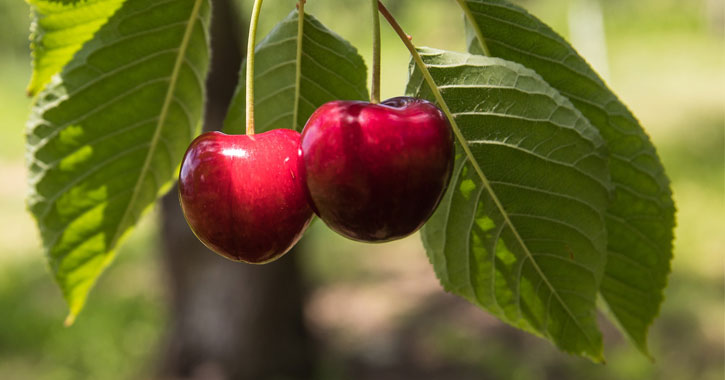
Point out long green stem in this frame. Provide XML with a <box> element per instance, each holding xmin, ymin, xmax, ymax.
<box><xmin>292</xmin><ymin>0</ymin><xmax>305</xmax><ymax>129</ymax></box>
<box><xmin>370</xmin><ymin>0</ymin><xmax>381</xmax><ymax>103</ymax></box>
<box><xmin>245</xmin><ymin>0</ymin><xmax>265</xmax><ymax>135</ymax></box>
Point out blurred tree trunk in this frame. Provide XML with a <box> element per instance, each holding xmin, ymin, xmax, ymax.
<box><xmin>158</xmin><ymin>0</ymin><xmax>316</xmax><ymax>378</ymax></box>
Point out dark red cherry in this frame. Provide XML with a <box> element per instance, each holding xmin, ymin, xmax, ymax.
<box><xmin>300</xmin><ymin>96</ymin><xmax>454</xmax><ymax>242</ymax></box>
<box><xmin>178</xmin><ymin>129</ymin><xmax>313</xmax><ymax>263</ymax></box>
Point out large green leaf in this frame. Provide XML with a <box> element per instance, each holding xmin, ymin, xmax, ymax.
<box><xmin>26</xmin><ymin>0</ymin><xmax>210</xmax><ymax>322</ymax></box>
<box><xmin>409</xmin><ymin>48</ymin><xmax>612</xmax><ymax>361</ymax></box>
<box><xmin>460</xmin><ymin>0</ymin><xmax>675</xmax><ymax>355</ymax></box>
<box><xmin>223</xmin><ymin>9</ymin><xmax>368</xmax><ymax>133</ymax></box>
<box><xmin>27</xmin><ymin>0</ymin><xmax>126</xmax><ymax>96</ymax></box>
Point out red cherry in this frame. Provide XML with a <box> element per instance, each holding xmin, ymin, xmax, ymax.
<box><xmin>178</xmin><ymin>129</ymin><xmax>313</xmax><ymax>263</ymax></box>
<box><xmin>300</xmin><ymin>96</ymin><xmax>454</xmax><ymax>242</ymax></box>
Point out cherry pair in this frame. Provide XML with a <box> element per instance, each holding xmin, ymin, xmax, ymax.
<box><xmin>178</xmin><ymin>97</ymin><xmax>454</xmax><ymax>263</ymax></box>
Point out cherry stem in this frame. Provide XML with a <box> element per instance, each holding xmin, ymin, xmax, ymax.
<box><xmin>377</xmin><ymin>1</ymin><xmax>476</xmax><ymax>178</ymax></box>
<box><xmin>245</xmin><ymin>0</ymin><xmax>265</xmax><ymax>136</ymax></box>
<box><xmin>377</xmin><ymin>2</ymin><xmax>443</xmax><ymax>113</ymax></box>
<box><xmin>293</xmin><ymin>0</ymin><xmax>305</xmax><ymax>128</ymax></box>
<box><xmin>370</xmin><ymin>0</ymin><xmax>381</xmax><ymax>103</ymax></box>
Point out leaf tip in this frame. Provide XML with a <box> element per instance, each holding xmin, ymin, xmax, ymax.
<box><xmin>588</xmin><ymin>350</ymin><xmax>606</xmax><ymax>364</ymax></box>
<box><xmin>638</xmin><ymin>344</ymin><xmax>655</xmax><ymax>363</ymax></box>
<box><xmin>25</xmin><ymin>82</ymin><xmax>38</xmax><ymax>98</ymax></box>
<box><xmin>63</xmin><ymin>313</ymin><xmax>77</xmax><ymax>327</ymax></box>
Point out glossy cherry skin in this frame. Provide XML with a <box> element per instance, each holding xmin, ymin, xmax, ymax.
<box><xmin>300</xmin><ymin>96</ymin><xmax>454</xmax><ymax>242</ymax></box>
<box><xmin>178</xmin><ymin>129</ymin><xmax>313</xmax><ymax>263</ymax></box>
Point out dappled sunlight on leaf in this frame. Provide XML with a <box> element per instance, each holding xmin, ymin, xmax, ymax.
<box><xmin>26</xmin><ymin>0</ymin><xmax>211</xmax><ymax>320</ymax></box>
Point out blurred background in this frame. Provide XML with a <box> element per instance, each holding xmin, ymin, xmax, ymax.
<box><xmin>0</xmin><ymin>0</ymin><xmax>723</xmax><ymax>379</ymax></box>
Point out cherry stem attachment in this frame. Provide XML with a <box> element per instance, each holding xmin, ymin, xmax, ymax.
<box><xmin>377</xmin><ymin>2</ymin><xmax>442</xmax><ymax>113</ymax></box>
<box><xmin>377</xmin><ymin>1</ymin><xmax>477</xmax><ymax>181</ymax></box>
<box><xmin>245</xmin><ymin>0</ymin><xmax>265</xmax><ymax>136</ymax></box>
<box><xmin>370</xmin><ymin>0</ymin><xmax>381</xmax><ymax>103</ymax></box>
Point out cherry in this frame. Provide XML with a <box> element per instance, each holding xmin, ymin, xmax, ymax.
<box><xmin>178</xmin><ymin>129</ymin><xmax>313</xmax><ymax>263</ymax></box>
<box><xmin>300</xmin><ymin>96</ymin><xmax>454</xmax><ymax>242</ymax></box>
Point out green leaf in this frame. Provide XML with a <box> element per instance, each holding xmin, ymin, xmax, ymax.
<box><xmin>223</xmin><ymin>9</ymin><xmax>368</xmax><ymax>134</ymax></box>
<box><xmin>27</xmin><ymin>0</ymin><xmax>126</xmax><ymax>97</ymax></box>
<box><xmin>409</xmin><ymin>48</ymin><xmax>611</xmax><ymax>361</ymax></box>
<box><xmin>460</xmin><ymin>0</ymin><xmax>675</xmax><ymax>356</ymax></box>
<box><xmin>26</xmin><ymin>0</ymin><xmax>210</xmax><ymax>322</ymax></box>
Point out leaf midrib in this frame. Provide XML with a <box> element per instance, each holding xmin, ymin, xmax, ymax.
<box><xmin>109</xmin><ymin>0</ymin><xmax>204</xmax><ymax>249</ymax></box>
